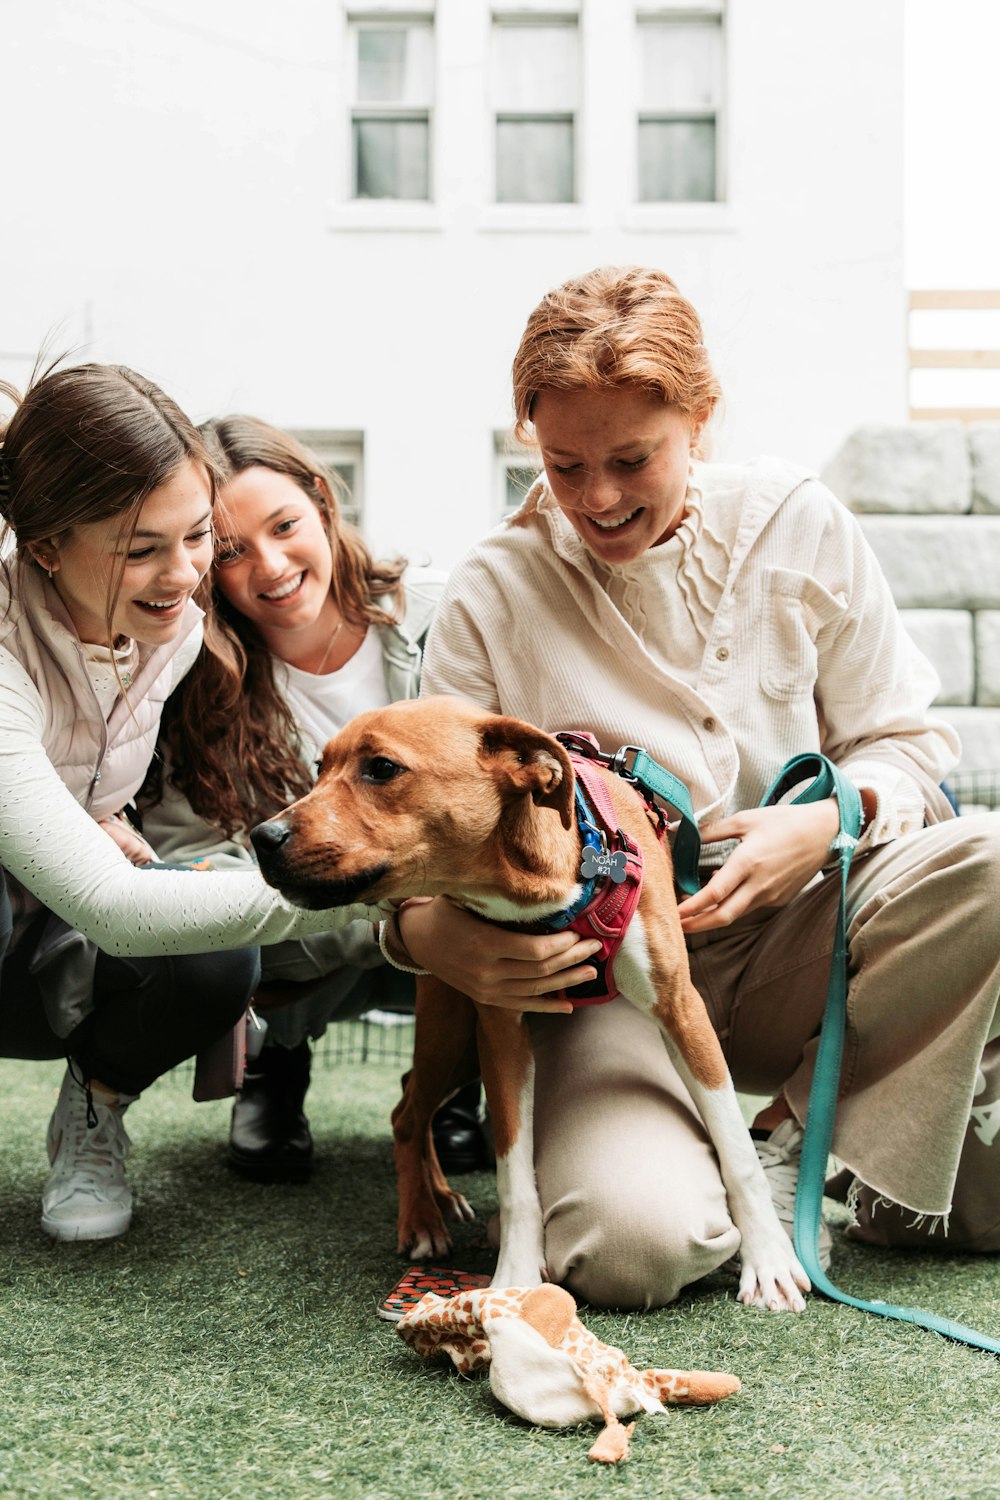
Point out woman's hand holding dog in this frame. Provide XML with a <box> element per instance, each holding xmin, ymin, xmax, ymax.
<box><xmin>677</xmin><ymin>798</ymin><xmax>842</xmax><ymax>934</ymax></box>
<box><xmin>99</xmin><ymin>812</ymin><xmax>157</xmax><ymax>867</ymax></box>
<box><xmin>397</xmin><ymin>898</ymin><xmax>602</xmax><ymax>1013</ymax></box>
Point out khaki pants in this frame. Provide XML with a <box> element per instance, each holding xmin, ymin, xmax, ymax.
<box><xmin>531</xmin><ymin>815</ymin><xmax>1000</xmax><ymax>1309</ymax></box>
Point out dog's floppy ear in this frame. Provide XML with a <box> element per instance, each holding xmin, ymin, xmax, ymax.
<box><xmin>479</xmin><ymin>718</ymin><xmax>575</xmax><ymax>831</ymax></box>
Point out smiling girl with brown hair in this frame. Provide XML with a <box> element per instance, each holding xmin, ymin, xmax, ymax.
<box><xmin>0</xmin><ymin>367</ymin><xmax>388</xmax><ymax>1241</ymax></box>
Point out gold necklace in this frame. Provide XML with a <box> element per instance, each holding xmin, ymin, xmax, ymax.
<box><xmin>312</xmin><ymin>616</ymin><xmax>346</xmax><ymax>676</ymax></box>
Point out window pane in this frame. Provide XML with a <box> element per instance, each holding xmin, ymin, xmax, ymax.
<box><xmin>331</xmin><ymin>462</ymin><xmax>360</xmax><ymax>527</ymax></box>
<box><xmin>493</xmin><ymin>24</ymin><xmax>578</xmax><ymax>111</ymax></box>
<box><xmin>640</xmin><ymin>21</ymin><xmax>721</xmax><ymax>111</ymax></box>
<box><xmin>331</xmin><ymin>461</ymin><xmax>356</xmax><ymax>498</ymax></box>
<box><xmin>638</xmin><ymin>119</ymin><xmax>716</xmax><ymax>202</ymax></box>
<box><xmin>356</xmin><ymin>25</ymin><xmax>432</xmax><ymax>105</ymax></box>
<box><xmin>354</xmin><ymin>118</ymin><xmax>429</xmax><ymax>200</ymax></box>
<box><xmin>504</xmin><ymin>465</ymin><xmax>540</xmax><ymax>513</ymax></box>
<box><xmin>332</xmin><ymin>474</ymin><xmax>359</xmax><ymax>534</ymax></box>
<box><xmin>357</xmin><ymin>28</ymin><xmax>406</xmax><ymax>101</ymax></box>
<box><xmin>289</xmin><ymin>432</ymin><xmax>364</xmax><ymax>528</ymax></box>
<box><xmin>496</xmin><ymin>118</ymin><xmax>574</xmax><ymax>203</ymax></box>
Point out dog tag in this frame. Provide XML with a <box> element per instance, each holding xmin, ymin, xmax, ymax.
<box><xmin>580</xmin><ymin>846</ymin><xmax>628</xmax><ymax>884</ymax></box>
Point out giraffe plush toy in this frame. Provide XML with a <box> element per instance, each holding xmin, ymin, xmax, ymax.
<box><xmin>396</xmin><ymin>1283</ymin><xmax>741</xmax><ymax>1464</ymax></box>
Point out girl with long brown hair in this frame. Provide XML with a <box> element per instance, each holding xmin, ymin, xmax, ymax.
<box><xmin>140</xmin><ymin>416</ymin><xmax>450</xmax><ymax>1182</ymax></box>
<box><xmin>0</xmin><ymin>366</ymin><xmax>391</xmax><ymax>1243</ymax></box>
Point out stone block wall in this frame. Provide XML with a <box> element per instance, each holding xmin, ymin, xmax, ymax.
<box><xmin>823</xmin><ymin>422</ymin><xmax>1000</xmax><ymax>793</ymax></box>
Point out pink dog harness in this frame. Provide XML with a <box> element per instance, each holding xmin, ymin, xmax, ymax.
<box><xmin>543</xmin><ymin>732</ymin><xmax>672</xmax><ymax>1007</ymax></box>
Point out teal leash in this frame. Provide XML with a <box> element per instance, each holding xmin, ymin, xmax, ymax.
<box><xmin>612</xmin><ymin>745</ymin><xmax>702</xmax><ymax>896</ymax></box>
<box><xmin>761</xmin><ymin>753</ymin><xmax>1000</xmax><ymax>1355</ymax></box>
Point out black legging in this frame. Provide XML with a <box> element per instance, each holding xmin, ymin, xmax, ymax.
<box><xmin>0</xmin><ymin>881</ymin><xmax>259</xmax><ymax>1096</ymax></box>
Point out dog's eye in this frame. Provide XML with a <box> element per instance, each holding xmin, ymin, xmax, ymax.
<box><xmin>361</xmin><ymin>756</ymin><xmax>407</xmax><ymax>784</ymax></box>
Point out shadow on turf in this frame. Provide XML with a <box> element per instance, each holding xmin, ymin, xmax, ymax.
<box><xmin>6</xmin><ymin>1119</ymin><xmax>994</xmax><ymax>1348</ymax></box>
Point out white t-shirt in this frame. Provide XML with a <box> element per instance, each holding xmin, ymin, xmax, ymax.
<box><xmin>276</xmin><ymin>628</ymin><xmax>390</xmax><ymax>756</ymax></box>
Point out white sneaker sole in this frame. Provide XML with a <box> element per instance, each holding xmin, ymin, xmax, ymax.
<box><xmin>41</xmin><ymin>1206</ymin><xmax>132</xmax><ymax>1241</ymax></box>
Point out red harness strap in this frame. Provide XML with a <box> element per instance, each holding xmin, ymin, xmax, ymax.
<box><xmin>555</xmin><ymin>754</ymin><xmax>645</xmax><ymax>1007</ymax></box>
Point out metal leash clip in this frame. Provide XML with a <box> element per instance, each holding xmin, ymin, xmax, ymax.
<box><xmin>609</xmin><ymin>744</ymin><xmax>644</xmax><ymax>781</ymax></box>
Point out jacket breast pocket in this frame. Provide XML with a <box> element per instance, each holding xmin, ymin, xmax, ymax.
<box><xmin>761</xmin><ymin>568</ymin><xmax>844</xmax><ymax>702</ymax></box>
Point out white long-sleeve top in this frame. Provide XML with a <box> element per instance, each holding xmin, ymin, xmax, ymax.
<box><xmin>0</xmin><ymin>563</ymin><xmax>374</xmax><ymax>959</ymax></box>
<box><xmin>422</xmin><ymin>457</ymin><xmax>960</xmax><ymax>852</ymax></box>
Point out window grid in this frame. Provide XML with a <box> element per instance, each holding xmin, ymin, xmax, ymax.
<box><xmin>340</xmin><ymin>9</ymin><xmax>728</xmax><ymax>214</ymax></box>
<box><xmin>635</xmin><ymin>11</ymin><xmax>723</xmax><ymax>204</ymax></box>
<box><xmin>491</xmin><ymin>17</ymin><xmax>580</xmax><ymax>205</ymax></box>
<box><xmin>350</xmin><ymin>20</ymin><xmax>434</xmax><ymax>201</ymax></box>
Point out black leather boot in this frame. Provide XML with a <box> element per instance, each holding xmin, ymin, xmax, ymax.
<box><xmin>228</xmin><ymin>1040</ymin><xmax>313</xmax><ymax>1183</ymax></box>
<box><xmin>431</xmin><ymin>1081</ymin><xmax>492</xmax><ymax>1174</ymax></box>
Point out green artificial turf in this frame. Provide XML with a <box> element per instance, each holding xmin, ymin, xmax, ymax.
<box><xmin>2</xmin><ymin>1055</ymin><xmax>999</xmax><ymax>1500</ymax></box>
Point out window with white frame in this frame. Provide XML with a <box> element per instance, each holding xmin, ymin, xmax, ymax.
<box><xmin>290</xmin><ymin>430</ymin><xmax>365</xmax><ymax>530</ymax></box>
<box><xmin>636</xmin><ymin>10</ymin><xmax>723</xmax><ymax>202</ymax></box>
<box><xmin>349</xmin><ymin>18</ymin><xmax>434</xmax><ymax>200</ymax></box>
<box><xmin>496</xmin><ymin>432</ymin><xmax>542</xmax><ymax>519</ymax></box>
<box><xmin>491</xmin><ymin>17</ymin><xmax>579</xmax><ymax>204</ymax></box>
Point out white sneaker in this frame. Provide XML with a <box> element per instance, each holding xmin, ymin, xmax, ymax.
<box><xmin>41</xmin><ymin>1067</ymin><xmax>134</xmax><ymax>1241</ymax></box>
<box><xmin>755</xmin><ymin>1117</ymin><xmax>832</xmax><ymax>1272</ymax></box>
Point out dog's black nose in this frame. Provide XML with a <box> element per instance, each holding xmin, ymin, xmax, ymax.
<box><xmin>250</xmin><ymin>819</ymin><xmax>293</xmax><ymax>865</ymax></box>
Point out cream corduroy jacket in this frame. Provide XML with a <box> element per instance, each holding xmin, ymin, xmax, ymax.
<box><xmin>422</xmin><ymin>457</ymin><xmax>960</xmax><ymax>848</ymax></box>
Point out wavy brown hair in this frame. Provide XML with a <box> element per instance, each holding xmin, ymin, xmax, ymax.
<box><xmin>512</xmin><ymin>265</ymin><xmax>721</xmax><ymax>455</ymax></box>
<box><xmin>141</xmin><ymin>416</ymin><xmax>406</xmax><ymax>839</ymax></box>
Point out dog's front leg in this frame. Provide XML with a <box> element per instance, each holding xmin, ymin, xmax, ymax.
<box><xmin>393</xmin><ymin>978</ymin><xmax>477</xmax><ymax>1260</ymax></box>
<box><xmin>476</xmin><ymin>1008</ymin><xmax>547</xmax><ymax>1289</ymax></box>
<box><xmin>617</xmin><ymin>920</ymin><xmax>809</xmax><ymax>1313</ymax></box>
<box><xmin>670</xmin><ymin>1055</ymin><xmax>809</xmax><ymax>1313</ymax></box>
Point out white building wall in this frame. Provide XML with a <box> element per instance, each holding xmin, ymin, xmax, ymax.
<box><xmin>2</xmin><ymin>0</ymin><xmax>905</xmax><ymax>569</ymax></box>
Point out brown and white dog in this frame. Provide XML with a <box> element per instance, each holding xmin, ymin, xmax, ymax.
<box><xmin>251</xmin><ymin>695</ymin><xmax>810</xmax><ymax>1313</ymax></box>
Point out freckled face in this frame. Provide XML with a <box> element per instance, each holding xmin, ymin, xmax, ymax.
<box><xmin>46</xmin><ymin>459</ymin><xmax>214</xmax><ymax>646</ymax></box>
<box><xmin>532</xmin><ymin>386</ymin><xmax>703</xmax><ymax>565</ymax></box>
<box><xmin>212</xmin><ymin>465</ymin><xmax>339</xmax><ymax>657</ymax></box>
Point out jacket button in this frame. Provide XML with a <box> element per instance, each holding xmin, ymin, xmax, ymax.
<box><xmin>703</xmin><ymin>717</ymin><xmax>717</xmax><ymax>732</ymax></box>
<box><xmin>716</xmin><ymin>646</ymin><xmax>729</xmax><ymax>661</ymax></box>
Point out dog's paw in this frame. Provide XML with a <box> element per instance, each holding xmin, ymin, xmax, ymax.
<box><xmin>735</xmin><ymin>1248</ymin><xmax>810</xmax><ymax>1313</ymax></box>
<box><xmin>400</xmin><ymin>1224</ymin><xmax>454</xmax><ymax>1261</ymax></box>
<box><xmin>435</xmin><ymin>1187</ymin><xmax>476</xmax><ymax>1225</ymax></box>
<box><xmin>397</xmin><ymin>1205</ymin><xmax>455</xmax><ymax>1261</ymax></box>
